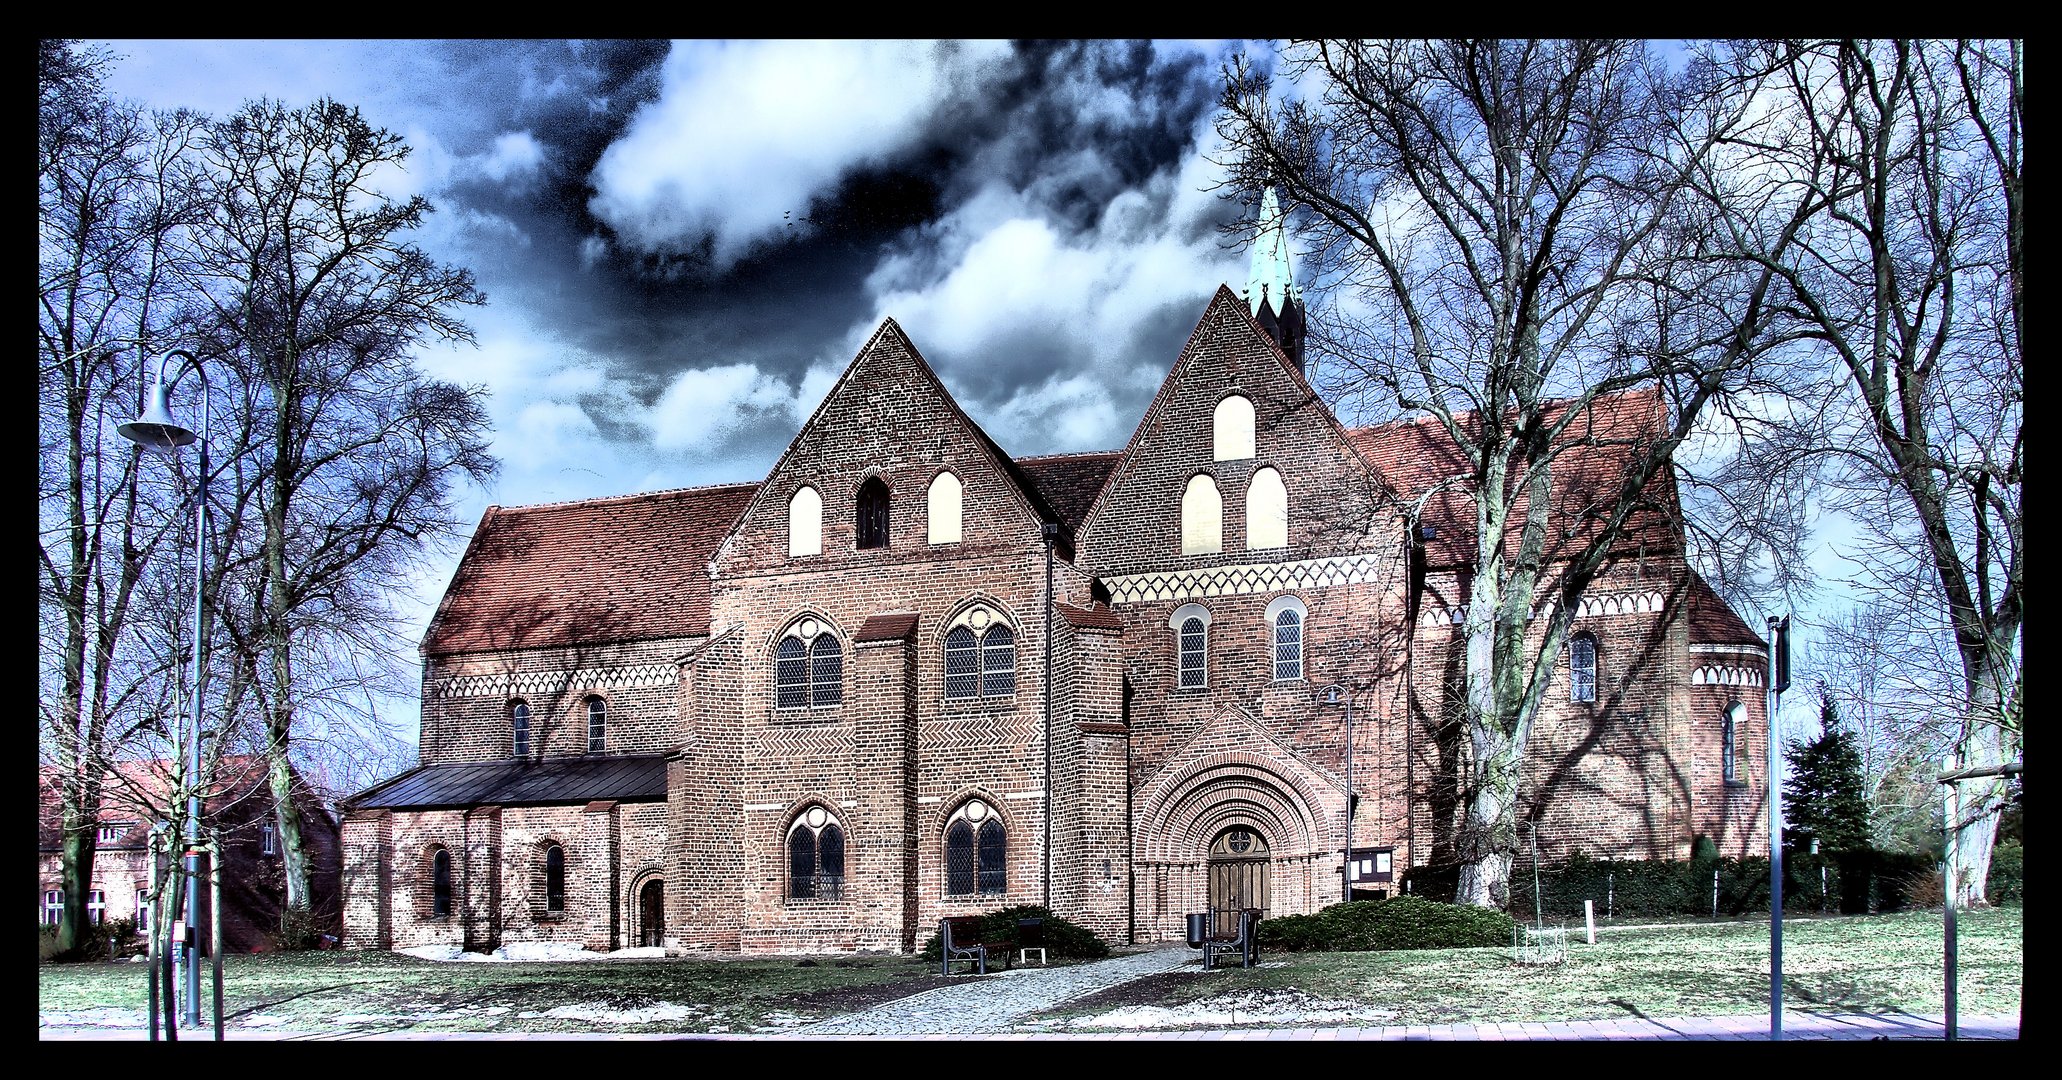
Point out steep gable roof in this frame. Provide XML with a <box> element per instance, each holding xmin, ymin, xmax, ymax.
<box><xmin>708</xmin><ymin>318</ymin><xmax>1061</xmax><ymax>573</ymax></box>
<box><xmin>1683</xmin><ymin>571</ymin><xmax>1769</xmax><ymax>648</ymax></box>
<box><xmin>423</xmin><ymin>482</ymin><xmax>755</xmax><ymax>657</ymax></box>
<box><xmin>1345</xmin><ymin>386</ymin><xmax>1682</xmax><ymax>568</ymax></box>
<box><xmin>1014</xmin><ymin>451</ymin><xmax>1121</xmax><ymax>533</ymax></box>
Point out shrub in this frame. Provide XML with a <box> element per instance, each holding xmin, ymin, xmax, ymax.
<box><xmin>1256</xmin><ymin>896</ymin><xmax>1516</xmax><ymax>953</ymax></box>
<box><xmin>917</xmin><ymin>905</ymin><xmax>1109</xmax><ymax>963</ymax></box>
<box><xmin>1987</xmin><ymin>842</ymin><xmax>2022</xmax><ymax>905</ymax></box>
<box><xmin>37</xmin><ymin>916</ymin><xmax>142</xmax><ymax>962</ymax></box>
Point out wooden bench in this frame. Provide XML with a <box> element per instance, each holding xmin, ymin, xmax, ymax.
<box><xmin>1202</xmin><ymin>907</ymin><xmax>1262</xmax><ymax>970</ymax></box>
<box><xmin>940</xmin><ymin>915</ymin><xmax>1006</xmax><ymax>975</ymax></box>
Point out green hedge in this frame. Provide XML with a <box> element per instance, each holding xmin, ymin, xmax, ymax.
<box><xmin>1255</xmin><ymin>896</ymin><xmax>1516</xmax><ymax>952</ymax></box>
<box><xmin>917</xmin><ymin>905</ymin><xmax>1110</xmax><ymax>963</ymax></box>
<box><xmin>1404</xmin><ymin>848</ymin><xmax>1943</xmax><ymax>919</ymax></box>
<box><xmin>1987</xmin><ymin>842</ymin><xmax>2022</xmax><ymax>905</ymax></box>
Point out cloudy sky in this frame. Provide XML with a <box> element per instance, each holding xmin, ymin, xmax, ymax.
<box><xmin>96</xmin><ymin>38</ymin><xmax>1280</xmax><ymax>636</ymax></box>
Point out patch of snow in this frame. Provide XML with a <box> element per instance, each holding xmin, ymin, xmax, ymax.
<box><xmin>1072</xmin><ymin>988</ymin><xmax>1397</xmax><ymax>1030</ymax></box>
<box><xmin>517</xmin><ymin>1002</ymin><xmax>703</xmax><ymax>1024</ymax></box>
<box><xmin>398</xmin><ymin>941</ymin><xmax>659</xmax><ymax>963</ymax></box>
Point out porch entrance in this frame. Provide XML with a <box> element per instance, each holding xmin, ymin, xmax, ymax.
<box><xmin>637</xmin><ymin>878</ymin><xmax>665</xmax><ymax>947</ymax></box>
<box><xmin>1207</xmin><ymin>826</ymin><xmax>1271</xmax><ymax>934</ymax></box>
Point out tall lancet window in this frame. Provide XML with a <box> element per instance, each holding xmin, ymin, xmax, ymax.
<box><xmin>856</xmin><ymin>477</ymin><xmax>890</xmax><ymax>549</ymax></box>
<box><xmin>1181</xmin><ymin>474</ymin><xmax>1222</xmax><ymax>555</ymax></box>
<box><xmin>1246</xmin><ymin>467</ymin><xmax>1287</xmax><ymax>549</ymax></box>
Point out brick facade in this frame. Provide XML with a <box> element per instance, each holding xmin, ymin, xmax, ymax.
<box><xmin>341</xmin><ymin>285</ymin><xmax>1770</xmax><ymax>955</ymax></box>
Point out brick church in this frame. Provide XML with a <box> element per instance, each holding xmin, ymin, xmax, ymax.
<box><xmin>339</xmin><ymin>192</ymin><xmax>1772</xmax><ymax>955</ymax></box>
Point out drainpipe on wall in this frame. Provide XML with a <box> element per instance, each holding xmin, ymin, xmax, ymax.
<box><xmin>1043</xmin><ymin>522</ymin><xmax>1058</xmax><ymax>911</ymax></box>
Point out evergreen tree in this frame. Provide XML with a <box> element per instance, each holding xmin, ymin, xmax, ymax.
<box><xmin>1785</xmin><ymin>692</ymin><xmax>1873</xmax><ymax>852</ymax></box>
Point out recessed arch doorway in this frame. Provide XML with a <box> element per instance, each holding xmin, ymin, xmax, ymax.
<box><xmin>635</xmin><ymin>876</ymin><xmax>665</xmax><ymax>948</ymax></box>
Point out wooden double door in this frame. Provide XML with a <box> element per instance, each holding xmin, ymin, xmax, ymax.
<box><xmin>1206</xmin><ymin>827</ymin><xmax>1271</xmax><ymax>934</ymax></box>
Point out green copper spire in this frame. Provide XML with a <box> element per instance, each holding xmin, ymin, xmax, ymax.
<box><xmin>1246</xmin><ymin>186</ymin><xmax>1298</xmax><ymax>318</ymax></box>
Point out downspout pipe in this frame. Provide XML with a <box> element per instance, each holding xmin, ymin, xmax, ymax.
<box><xmin>1043</xmin><ymin>522</ymin><xmax>1058</xmax><ymax>911</ymax></box>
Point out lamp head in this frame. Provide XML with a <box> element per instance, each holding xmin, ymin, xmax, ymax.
<box><xmin>1323</xmin><ymin>685</ymin><xmax>1344</xmax><ymax>705</ymax></box>
<box><xmin>118</xmin><ymin>377</ymin><xmax>197</xmax><ymax>451</ymax></box>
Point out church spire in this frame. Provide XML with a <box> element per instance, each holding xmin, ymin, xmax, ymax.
<box><xmin>1244</xmin><ymin>186</ymin><xmax>1307</xmax><ymax>372</ymax></box>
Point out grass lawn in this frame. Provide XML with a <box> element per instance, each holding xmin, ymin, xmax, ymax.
<box><xmin>1044</xmin><ymin>907</ymin><xmax>2023</xmax><ymax>1030</ymax></box>
<box><xmin>38</xmin><ymin>907</ymin><xmax>2020</xmax><ymax>1036</ymax></box>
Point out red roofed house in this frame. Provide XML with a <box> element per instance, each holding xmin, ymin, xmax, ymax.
<box><xmin>341</xmin><ymin>198</ymin><xmax>1771</xmax><ymax>955</ymax></box>
<box><xmin>38</xmin><ymin>755</ymin><xmax>342</xmax><ymax>952</ymax></box>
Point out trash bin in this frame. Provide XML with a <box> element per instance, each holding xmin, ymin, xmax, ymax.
<box><xmin>1185</xmin><ymin>912</ymin><xmax>1209</xmax><ymax>949</ymax></box>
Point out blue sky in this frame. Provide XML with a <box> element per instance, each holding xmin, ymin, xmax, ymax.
<box><xmin>90</xmin><ymin>39</ymin><xmax>1821</xmax><ymax>749</ymax></box>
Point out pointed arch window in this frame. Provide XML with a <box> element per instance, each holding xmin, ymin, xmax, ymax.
<box><xmin>788</xmin><ymin>806</ymin><xmax>845</xmax><ymax>901</ymax></box>
<box><xmin>1569</xmin><ymin>633</ymin><xmax>1598</xmax><ymax>703</ymax></box>
<box><xmin>1171</xmin><ymin>603</ymin><xmax>1211</xmax><ymax>689</ymax></box>
<box><xmin>775</xmin><ymin>618</ymin><xmax>843</xmax><ymax>709</ymax></box>
<box><xmin>431</xmin><ymin>848</ymin><xmax>453</xmax><ymax>918</ymax></box>
<box><xmin>788</xmin><ymin>485</ymin><xmax>822</xmax><ymax>557</ymax></box>
<box><xmin>1181</xmin><ymin>474</ymin><xmax>1222</xmax><ymax>555</ymax></box>
<box><xmin>927</xmin><ymin>471</ymin><xmax>963</xmax><ymax>545</ymax></box>
<box><xmin>585</xmin><ymin>696</ymin><xmax>606</xmax><ymax>753</ymax></box>
<box><xmin>1246</xmin><ymin>466</ymin><xmax>1288</xmax><ymax>549</ymax></box>
<box><xmin>544</xmin><ymin>840</ymin><xmax>566</xmax><ymax>914</ymax></box>
<box><xmin>856</xmin><ymin>476</ymin><xmax>890</xmax><ymax>549</ymax></box>
<box><xmin>1214</xmin><ymin>394</ymin><xmax>1255</xmax><ymax>461</ymax></box>
<box><xmin>944</xmin><ymin>800</ymin><xmax>1006</xmax><ymax>896</ymax></box>
<box><xmin>511</xmin><ymin>700</ymin><xmax>531</xmax><ymax>758</ymax></box>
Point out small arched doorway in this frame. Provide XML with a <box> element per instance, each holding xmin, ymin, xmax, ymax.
<box><xmin>637</xmin><ymin>878</ymin><xmax>665</xmax><ymax>947</ymax></box>
<box><xmin>1207</xmin><ymin>826</ymin><xmax>1271</xmax><ymax>931</ymax></box>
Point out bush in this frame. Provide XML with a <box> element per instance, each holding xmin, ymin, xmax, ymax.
<box><xmin>37</xmin><ymin>916</ymin><xmax>142</xmax><ymax>962</ymax></box>
<box><xmin>1987</xmin><ymin>842</ymin><xmax>2022</xmax><ymax>905</ymax></box>
<box><xmin>1256</xmin><ymin>896</ymin><xmax>1516</xmax><ymax>953</ymax></box>
<box><xmin>916</xmin><ymin>905</ymin><xmax>1109</xmax><ymax>964</ymax></box>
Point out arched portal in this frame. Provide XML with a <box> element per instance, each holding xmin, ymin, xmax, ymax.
<box><xmin>636</xmin><ymin>877</ymin><xmax>665</xmax><ymax>948</ymax></box>
<box><xmin>1207</xmin><ymin>826</ymin><xmax>1271</xmax><ymax>927</ymax></box>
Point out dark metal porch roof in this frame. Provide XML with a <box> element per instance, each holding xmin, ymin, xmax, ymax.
<box><xmin>344</xmin><ymin>753</ymin><xmax>667</xmax><ymax>812</ymax></box>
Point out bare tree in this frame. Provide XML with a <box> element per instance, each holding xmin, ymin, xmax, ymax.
<box><xmin>187</xmin><ymin>98</ymin><xmax>495</xmax><ymax>943</ymax></box>
<box><xmin>1719</xmin><ymin>39</ymin><xmax>2021</xmax><ymax>905</ymax></box>
<box><xmin>37</xmin><ymin>39</ymin><xmax>211</xmax><ymax>958</ymax></box>
<box><xmin>1216</xmin><ymin>40</ymin><xmax>1819</xmax><ymax>906</ymax></box>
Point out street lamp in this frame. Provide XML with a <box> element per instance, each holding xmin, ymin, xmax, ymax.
<box><xmin>1319</xmin><ymin>683</ymin><xmax>1353</xmax><ymax>902</ymax></box>
<box><xmin>119</xmin><ymin>349</ymin><xmax>208</xmax><ymax>1032</ymax></box>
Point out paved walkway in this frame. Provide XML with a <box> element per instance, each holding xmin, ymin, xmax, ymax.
<box><xmin>39</xmin><ymin>944</ymin><xmax>2019</xmax><ymax>1041</ymax></box>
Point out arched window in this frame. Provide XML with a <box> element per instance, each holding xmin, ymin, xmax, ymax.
<box><xmin>1266</xmin><ymin>596</ymin><xmax>1307</xmax><ymax>681</ymax></box>
<box><xmin>431</xmin><ymin>848</ymin><xmax>452</xmax><ymax>918</ymax></box>
<box><xmin>856</xmin><ymin>476</ymin><xmax>890</xmax><ymax>549</ymax></box>
<box><xmin>1246</xmin><ymin>466</ymin><xmax>1288</xmax><ymax>549</ymax></box>
<box><xmin>944</xmin><ymin>800</ymin><xmax>1006</xmax><ymax>896</ymax></box>
<box><xmin>788</xmin><ymin>485</ymin><xmax>822</xmax><ymax>557</ymax></box>
<box><xmin>544</xmin><ymin>841</ymin><xmax>565</xmax><ymax>914</ymax></box>
<box><xmin>511</xmin><ymin>700</ymin><xmax>531</xmax><ymax>759</ymax></box>
<box><xmin>775</xmin><ymin>618</ymin><xmax>843</xmax><ymax>709</ymax></box>
<box><xmin>1181</xmin><ymin>474</ymin><xmax>1222</xmax><ymax>555</ymax></box>
<box><xmin>944</xmin><ymin>605</ymin><xmax>1016</xmax><ymax>700</ymax></box>
<box><xmin>927</xmin><ymin>472</ymin><xmax>963</xmax><ymax>545</ymax></box>
<box><xmin>585</xmin><ymin>696</ymin><xmax>606</xmax><ymax>753</ymax></box>
<box><xmin>1170</xmin><ymin>603</ymin><xmax>1211</xmax><ymax>689</ymax></box>
<box><xmin>787</xmin><ymin>806</ymin><xmax>845</xmax><ymax>901</ymax></box>
<box><xmin>1569</xmin><ymin>633</ymin><xmax>1598</xmax><ymax>703</ymax></box>
<box><xmin>1213</xmin><ymin>394</ymin><xmax>1255</xmax><ymax>461</ymax></box>
<box><xmin>1723</xmin><ymin>703</ymin><xmax>1743</xmax><ymax>783</ymax></box>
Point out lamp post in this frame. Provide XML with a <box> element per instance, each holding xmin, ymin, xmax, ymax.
<box><xmin>1320</xmin><ymin>683</ymin><xmax>1353</xmax><ymax>902</ymax></box>
<box><xmin>119</xmin><ymin>349</ymin><xmax>209</xmax><ymax>1031</ymax></box>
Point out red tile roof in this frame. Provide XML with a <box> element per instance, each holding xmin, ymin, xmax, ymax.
<box><xmin>855</xmin><ymin>612</ymin><xmax>920</xmax><ymax>642</ymax></box>
<box><xmin>423</xmin><ymin>482</ymin><xmax>755</xmax><ymax>657</ymax></box>
<box><xmin>1016</xmin><ymin>451</ymin><xmax>1122</xmax><ymax>532</ymax></box>
<box><xmin>38</xmin><ymin>755</ymin><xmax>280</xmax><ymax>851</ymax></box>
<box><xmin>1347</xmin><ymin>387</ymin><xmax>1682</xmax><ymax>568</ymax></box>
<box><xmin>1057</xmin><ymin>601</ymin><xmax>1125</xmax><ymax>630</ymax></box>
<box><xmin>1683</xmin><ymin>571</ymin><xmax>1768</xmax><ymax>648</ymax></box>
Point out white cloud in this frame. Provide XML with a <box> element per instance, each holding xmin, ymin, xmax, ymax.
<box><xmin>647</xmin><ymin>363</ymin><xmax>796</xmax><ymax>452</ymax></box>
<box><xmin>587</xmin><ymin>40</ymin><xmax>1012</xmax><ymax>269</ymax></box>
<box><xmin>479</xmin><ymin>131</ymin><xmax>546</xmax><ymax>183</ymax></box>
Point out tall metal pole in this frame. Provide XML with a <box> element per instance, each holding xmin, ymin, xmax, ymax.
<box><xmin>1766</xmin><ymin>615</ymin><xmax>1783</xmax><ymax>1040</ymax></box>
<box><xmin>180</xmin><ymin>381</ymin><xmax>209</xmax><ymax>1030</ymax></box>
<box><xmin>1943</xmin><ymin>752</ymin><xmax>1959</xmax><ymax>1041</ymax></box>
<box><xmin>1343</xmin><ymin>694</ymin><xmax>1353</xmax><ymax>903</ymax></box>
<box><xmin>1042</xmin><ymin>522</ymin><xmax>1056</xmax><ymax>911</ymax></box>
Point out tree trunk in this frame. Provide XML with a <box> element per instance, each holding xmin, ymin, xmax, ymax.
<box><xmin>1454</xmin><ymin>731</ymin><xmax>1520</xmax><ymax>908</ymax></box>
<box><xmin>1949</xmin><ymin>652</ymin><xmax>2017</xmax><ymax>907</ymax></box>
<box><xmin>56</xmin><ymin>798</ymin><xmax>98</xmax><ymax>958</ymax></box>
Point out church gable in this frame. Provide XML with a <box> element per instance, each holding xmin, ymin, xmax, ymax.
<box><xmin>1078</xmin><ymin>286</ymin><xmax>1386</xmax><ymax>578</ymax></box>
<box><xmin>710</xmin><ymin>319</ymin><xmax>1049</xmax><ymax>579</ymax></box>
